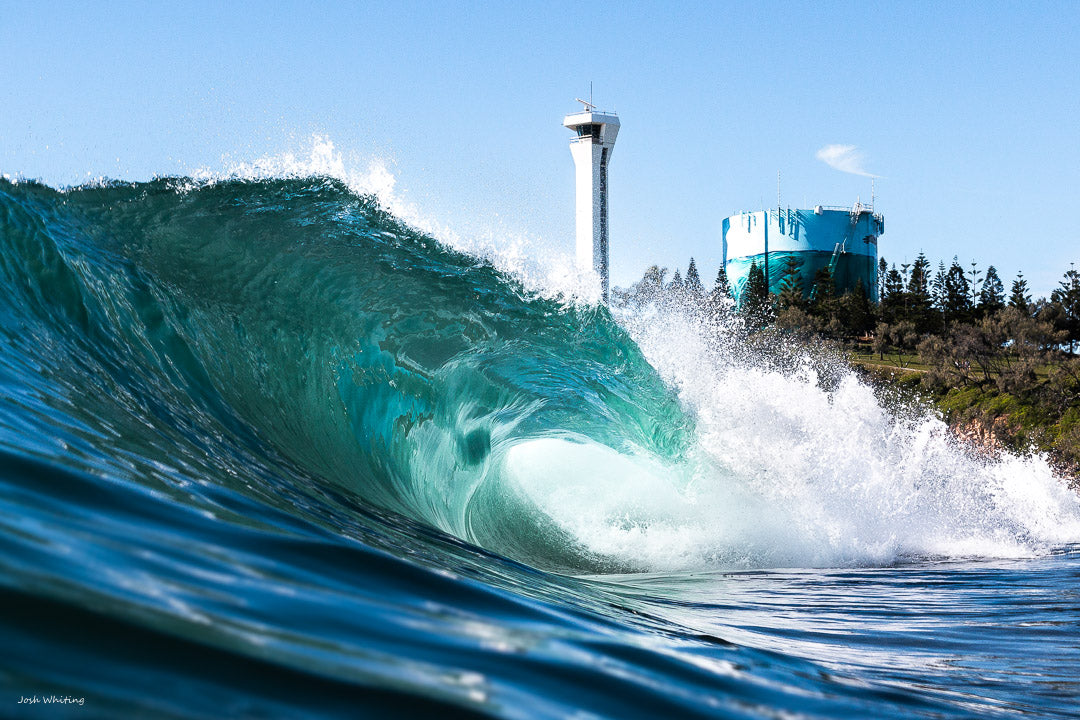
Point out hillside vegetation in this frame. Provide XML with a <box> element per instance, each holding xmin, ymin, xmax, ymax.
<box><xmin>616</xmin><ymin>255</ymin><xmax>1080</xmax><ymax>476</ymax></box>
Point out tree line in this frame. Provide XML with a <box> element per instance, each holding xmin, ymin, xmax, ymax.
<box><xmin>616</xmin><ymin>253</ymin><xmax>1080</xmax><ymax>393</ymax></box>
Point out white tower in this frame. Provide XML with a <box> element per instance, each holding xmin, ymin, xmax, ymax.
<box><xmin>564</xmin><ymin>100</ymin><xmax>619</xmax><ymax>302</ymax></box>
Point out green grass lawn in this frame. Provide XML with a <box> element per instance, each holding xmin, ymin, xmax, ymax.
<box><xmin>847</xmin><ymin>350</ymin><xmax>930</xmax><ymax>372</ymax></box>
<box><xmin>847</xmin><ymin>350</ymin><xmax>1056</xmax><ymax>379</ymax></box>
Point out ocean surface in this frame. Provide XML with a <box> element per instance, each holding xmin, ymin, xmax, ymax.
<box><xmin>2</xmin><ymin>174</ymin><xmax>1080</xmax><ymax>719</ymax></box>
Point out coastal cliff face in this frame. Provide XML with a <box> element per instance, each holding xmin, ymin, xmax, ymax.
<box><xmin>951</xmin><ymin>415</ymin><xmax>1016</xmax><ymax>456</ymax></box>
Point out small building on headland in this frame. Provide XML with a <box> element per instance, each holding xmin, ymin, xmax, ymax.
<box><xmin>723</xmin><ymin>202</ymin><xmax>884</xmax><ymax>302</ymax></box>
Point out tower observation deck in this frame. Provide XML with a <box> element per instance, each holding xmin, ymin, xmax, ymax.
<box><xmin>564</xmin><ymin>100</ymin><xmax>620</xmax><ymax>303</ymax></box>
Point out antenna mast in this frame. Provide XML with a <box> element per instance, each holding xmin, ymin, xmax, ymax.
<box><xmin>777</xmin><ymin>170</ymin><xmax>781</xmax><ymax>211</ymax></box>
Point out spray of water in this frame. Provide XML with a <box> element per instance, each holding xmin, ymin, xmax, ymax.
<box><xmin>505</xmin><ymin>299</ymin><xmax>1080</xmax><ymax>571</ymax></box>
<box><xmin>193</xmin><ymin>134</ymin><xmax>603</xmax><ymax>303</ymax></box>
<box><xmin>189</xmin><ymin>136</ymin><xmax>1080</xmax><ymax>572</ymax></box>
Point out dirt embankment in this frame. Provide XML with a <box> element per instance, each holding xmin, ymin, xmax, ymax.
<box><xmin>949</xmin><ymin>413</ymin><xmax>1079</xmax><ymax>487</ymax></box>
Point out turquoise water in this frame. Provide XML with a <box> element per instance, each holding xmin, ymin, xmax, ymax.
<box><xmin>2</xmin><ymin>176</ymin><xmax>1079</xmax><ymax>718</ymax></box>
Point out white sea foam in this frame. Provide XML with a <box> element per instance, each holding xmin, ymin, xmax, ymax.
<box><xmin>509</xmin><ymin>303</ymin><xmax>1080</xmax><ymax>571</ymax></box>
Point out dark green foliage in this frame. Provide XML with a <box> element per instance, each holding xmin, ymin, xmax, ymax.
<box><xmin>968</xmin><ymin>261</ymin><xmax>983</xmax><ymax>308</ymax></box>
<box><xmin>943</xmin><ymin>257</ymin><xmax>972</xmax><ymax>326</ymax></box>
<box><xmin>740</xmin><ymin>260</ymin><xmax>773</xmax><ymax>326</ymax></box>
<box><xmin>908</xmin><ymin>253</ymin><xmax>931</xmax><ymax>298</ymax></box>
<box><xmin>685</xmin><ymin>257</ymin><xmax>704</xmax><ymax>298</ymax></box>
<box><xmin>777</xmin><ymin>255</ymin><xmax>804</xmax><ymax>311</ymax></box>
<box><xmin>669</xmin><ymin>269</ymin><xmax>684</xmax><ymax>294</ymax></box>
<box><xmin>878</xmin><ymin>256</ymin><xmax>888</xmax><ymax>304</ymax></box>
<box><xmin>712</xmin><ymin>266</ymin><xmax>731</xmax><ymax>298</ymax></box>
<box><xmin>1050</xmin><ymin>265</ymin><xmax>1080</xmax><ymax>354</ymax></box>
<box><xmin>814</xmin><ymin>266</ymin><xmax>836</xmax><ymax>300</ymax></box>
<box><xmin>904</xmin><ymin>253</ymin><xmax>937</xmax><ymax>333</ymax></box>
<box><xmin>932</xmin><ymin>260</ymin><xmax>948</xmax><ymax>315</ymax></box>
<box><xmin>880</xmin><ymin>264</ymin><xmax>905</xmax><ymax>323</ymax></box>
<box><xmin>622</xmin><ymin>252</ymin><xmax>1076</xmax><ymax>363</ymax></box>
<box><xmin>841</xmin><ymin>278</ymin><xmax>874</xmax><ymax>337</ymax></box>
<box><xmin>978</xmin><ymin>265</ymin><xmax>1005</xmax><ymax>316</ymax></box>
<box><xmin>707</xmin><ymin>266</ymin><xmax>732</xmax><ymax>320</ymax></box>
<box><xmin>1010</xmin><ymin>272</ymin><xmax>1032</xmax><ymax>313</ymax></box>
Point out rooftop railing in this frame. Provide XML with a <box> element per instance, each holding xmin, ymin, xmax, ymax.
<box><xmin>764</xmin><ymin>205</ymin><xmax>882</xmax><ymax>217</ymax></box>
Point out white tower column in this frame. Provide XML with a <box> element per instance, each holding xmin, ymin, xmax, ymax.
<box><xmin>563</xmin><ymin>104</ymin><xmax>619</xmax><ymax>303</ymax></box>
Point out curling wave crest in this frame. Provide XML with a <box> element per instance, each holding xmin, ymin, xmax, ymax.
<box><xmin>1</xmin><ymin>170</ymin><xmax>1078</xmax><ymax>579</ymax></box>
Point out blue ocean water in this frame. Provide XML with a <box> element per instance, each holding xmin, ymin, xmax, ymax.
<box><xmin>2</xmin><ymin>175</ymin><xmax>1079</xmax><ymax>718</ymax></box>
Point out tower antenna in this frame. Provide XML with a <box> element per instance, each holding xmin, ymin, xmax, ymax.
<box><xmin>777</xmin><ymin>170</ymin><xmax>781</xmax><ymax>211</ymax></box>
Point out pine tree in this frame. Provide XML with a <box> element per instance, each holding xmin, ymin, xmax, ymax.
<box><xmin>707</xmin><ymin>266</ymin><xmax>732</xmax><ymax>319</ymax></box>
<box><xmin>907</xmin><ymin>253</ymin><xmax>931</xmax><ymax>299</ymax></box>
<box><xmin>978</xmin><ymin>265</ymin><xmax>1005</xmax><ymax>315</ymax></box>
<box><xmin>881</xmin><ymin>264</ymin><xmax>905</xmax><ymax>323</ymax></box>
<box><xmin>740</xmin><ymin>260</ymin><xmax>772</xmax><ymax>326</ymax></box>
<box><xmin>810</xmin><ymin>265</ymin><xmax>839</xmax><ymax>321</ymax></box>
<box><xmin>712</xmin><ymin>266</ymin><xmax>731</xmax><ymax>298</ymax></box>
<box><xmin>842</xmin><ymin>277</ymin><xmax>874</xmax><ymax>337</ymax></box>
<box><xmin>932</xmin><ymin>260</ymin><xmax>948</xmax><ymax>314</ymax></box>
<box><xmin>669</xmin><ymin>269</ymin><xmax>684</xmax><ymax>295</ymax></box>
<box><xmin>944</xmin><ymin>257</ymin><xmax>972</xmax><ymax>325</ymax></box>
<box><xmin>684</xmin><ymin>257</ymin><xmax>704</xmax><ymax>298</ymax></box>
<box><xmin>777</xmin><ymin>255</ymin><xmax>805</xmax><ymax>310</ymax></box>
<box><xmin>1009</xmin><ymin>272</ymin><xmax>1032</xmax><ymax>313</ymax></box>
<box><xmin>878</xmin><ymin>256</ymin><xmax>889</xmax><ymax>305</ymax></box>
<box><xmin>906</xmin><ymin>252</ymin><xmax>934</xmax><ymax>332</ymax></box>
<box><xmin>968</xmin><ymin>261</ymin><xmax>983</xmax><ymax>308</ymax></box>
<box><xmin>1050</xmin><ymin>264</ymin><xmax>1080</xmax><ymax>353</ymax></box>
<box><xmin>628</xmin><ymin>265</ymin><xmax>667</xmax><ymax>304</ymax></box>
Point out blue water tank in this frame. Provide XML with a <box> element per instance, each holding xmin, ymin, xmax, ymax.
<box><xmin>722</xmin><ymin>206</ymin><xmax>883</xmax><ymax>302</ymax></box>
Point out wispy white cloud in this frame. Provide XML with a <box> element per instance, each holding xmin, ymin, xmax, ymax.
<box><xmin>815</xmin><ymin>144</ymin><xmax>881</xmax><ymax>178</ymax></box>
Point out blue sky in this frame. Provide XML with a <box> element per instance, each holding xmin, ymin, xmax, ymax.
<box><xmin>3</xmin><ymin>1</ymin><xmax>1078</xmax><ymax>296</ymax></box>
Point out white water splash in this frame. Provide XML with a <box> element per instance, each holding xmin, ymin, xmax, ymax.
<box><xmin>193</xmin><ymin>134</ymin><xmax>601</xmax><ymax>304</ymax></box>
<box><xmin>190</xmin><ymin>135</ymin><xmax>1080</xmax><ymax>572</ymax></box>
<box><xmin>509</xmin><ymin>304</ymin><xmax>1080</xmax><ymax>572</ymax></box>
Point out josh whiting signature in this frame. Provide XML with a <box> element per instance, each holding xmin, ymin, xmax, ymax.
<box><xmin>17</xmin><ymin>695</ymin><xmax>86</xmax><ymax>706</ymax></box>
